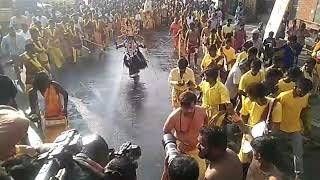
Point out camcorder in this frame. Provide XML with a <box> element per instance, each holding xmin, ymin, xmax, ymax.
<box><xmin>35</xmin><ymin>129</ymin><xmax>83</xmax><ymax>180</ymax></box>
<box><xmin>162</xmin><ymin>134</ymin><xmax>179</xmax><ymax>164</ymax></box>
<box><xmin>109</xmin><ymin>142</ymin><xmax>141</xmax><ymax>162</ymax></box>
<box><xmin>33</xmin><ymin>129</ymin><xmax>141</xmax><ymax>180</ymax></box>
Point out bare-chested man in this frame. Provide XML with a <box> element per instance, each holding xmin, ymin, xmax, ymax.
<box><xmin>201</xmin><ymin>21</ymin><xmax>212</xmax><ymax>54</ymax></box>
<box><xmin>185</xmin><ymin>22</ymin><xmax>200</xmax><ymax>68</ymax></box>
<box><xmin>198</xmin><ymin>127</ymin><xmax>243</xmax><ymax>180</ymax></box>
<box><xmin>163</xmin><ymin>91</ymin><xmax>208</xmax><ymax>180</ymax></box>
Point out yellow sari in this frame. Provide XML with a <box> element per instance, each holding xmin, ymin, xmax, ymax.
<box><xmin>33</xmin><ymin>38</ymin><xmax>50</xmax><ymax>69</ymax></box>
<box><xmin>46</xmin><ymin>27</ymin><xmax>64</xmax><ymax>68</ymax></box>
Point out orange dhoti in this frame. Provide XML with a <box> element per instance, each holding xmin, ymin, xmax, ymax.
<box><xmin>42</xmin><ymin>84</ymin><xmax>68</xmax><ymax>143</ymax></box>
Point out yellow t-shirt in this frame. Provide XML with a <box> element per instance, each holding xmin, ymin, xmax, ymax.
<box><xmin>277</xmin><ymin>79</ymin><xmax>295</xmax><ymax>94</ymax></box>
<box><xmin>222</xmin><ymin>25</ymin><xmax>234</xmax><ymax>35</ymax></box>
<box><xmin>219</xmin><ymin>47</ymin><xmax>236</xmax><ymax>62</ymax></box>
<box><xmin>219</xmin><ymin>46</ymin><xmax>236</xmax><ymax>70</ymax></box>
<box><xmin>200</xmin><ymin>81</ymin><xmax>230</xmax><ymax>107</ymax></box>
<box><xmin>199</xmin><ymin>81</ymin><xmax>230</xmax><ymax>125</ymax></box>
<box><xmin>238</xmin><ymin>70</ymin><xmax>265</xmax><ymax>92</ymax></box>
<box><xmin>236</xmin><ymin>51</ymin><xmax>248</xmax><ymax>62</ymax></box>
<box><xmin>277</xmin><ymin>90</ymin><xmax>309</xmax><ymax>133</ymax></box>
<box><xmin>240</xmin><ymin>97</ymin><xmax>282</xmax><ymax>127</ymax></box>
<box><xmin>200</xmin><ymin>53</ymin><xmax>222</xmax><ymax>71</ymax></box>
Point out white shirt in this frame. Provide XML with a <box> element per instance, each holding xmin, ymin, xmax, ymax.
<box><xmin>225</xmin><ymin>62</ymin><xmax>242</xmax><ymax>99</ymax></box>
<box><xmin>216</xmin><ymin>10</ymin><xmax>223</xmax><ymax>25</ymax></box>
<box><xmin>135</xmin><ymin>14</ymin><xmax>141</xmax><ymax>21</ymax></box>
<box><xmin>210</xmin><ymin>17</ymin><xmax>218</xmax><ymax>30</ymax></box>
<box><xmin>18</xmin><ymin>30</ymin><xmax>31</xmax><ymax>41</ymax></box>
<box><xmin>106</xmin><ymin>14</ymin><xmax>113</xmax><ymax>22</ymax></box>
<box><xmin>222</xmin><ymin>24</ymin><xmax>234</xmax><ymax>35</ymax></box>
<box><xmin>187</xmin><ymin>16</ymin><xmax>194</xmax><ymax>27</ymax></box>
<box><xmin>168</xmin><ymin>67</ymin><xmax>195</xmax><ymax>91</ymax></box>
<box><xmin>209</xmin><ymin>4</ymin><xmax>216</xmax><ymax>13</ymax></box>
<box><xmin>78</xmin><ymin>17</ymin><xmax>83</xmax><ymax>23</ymax></box>
<box><xmin>33</xmin><ymin>16</ymin><xmax>48</xmax><ymax>27</ymax></box>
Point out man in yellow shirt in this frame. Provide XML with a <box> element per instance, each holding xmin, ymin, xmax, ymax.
<box><xmin>238</xmin><ymin>82</ymin><xmax>282</xmax><ymax>169</ymax></box>
<box><xmin>200</xmin><ymin>44</ymin><xmax>223</xmax><ymax>71</ymax></box>
<box><xmin>276</xmin><ymin>78</ymin><xmax>313</xmax><ymax>178</ymax></box>
<box><xmin>222</xmin><ymin>19</ymin><xmax>234</xmax><ymax>38</ymax></box>
<box><xmin>219</xmin><ymin>38</ymin><xmax>236</xmax><ymax>71</ymax></box>
<box><xmin>277</xmin><ymin>67</ymin><xmax>302</xmax><ymax>94</ymax></box>
<box><xmin>190</xmin><ymin>68</ymin><xmax>231</xmax><ymax>127</ymax></box>
<box><xmin>168</xmin><ymin>58</ymin><xmax>195</xmax><ymax>109</ymax></box>
<box><xmin>238</xmin><ymin>60</ymin><xmax>265</xmax><ymax>97</ymax></box>
<box><xmin>236</xmin><ymin>41</ymin><xmax>253</xmax><ymax>63</ymax></box>
<box><xmin>18</xmin><ymin>41</ymin><xmax>47</xmax><ymax>92</ymax></box>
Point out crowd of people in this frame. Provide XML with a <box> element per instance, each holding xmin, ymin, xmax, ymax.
<box><xmin>166</xmin><ymin>1</ymin><xmax>320</xmax><ymax>180</ymax></box>
<box><xmin>0</xmin><ymin>0</ymin><xmax>171</xmax><ymax>77</ymax></box>
<box><xmin>0</xmin><ymin>0</ymin><xmax>320</xmax><ymax>180</ymax></box>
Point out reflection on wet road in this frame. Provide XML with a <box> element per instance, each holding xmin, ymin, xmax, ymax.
<box><xmin>58</xmin><ymin>30</ymin><xmax>175</xmax><ymax>179</ymax></box>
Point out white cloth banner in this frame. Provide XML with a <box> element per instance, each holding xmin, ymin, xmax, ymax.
<box><xmin>263</xmin><ymin>0</ymin><xmax>290</xmax><ymax>40</ymax></box>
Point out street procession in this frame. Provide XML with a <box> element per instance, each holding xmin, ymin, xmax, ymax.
<box><xmin>0</xmin><ymin>0</ymin><xmax>320</xmax><ymax>179</ymax></box>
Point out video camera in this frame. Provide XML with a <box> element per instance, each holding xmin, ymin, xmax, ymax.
<box><xmin>35</xmin><ymin>129</ymin><xmax>82</xmax><ymax>180</ymax></box>
<box><xmin>34</xmin><ymin>129</ymin><xmax>141</xmax><ymax>180</ymax></box>
<box><xmin>109</xmin><ymin>142</ymin><xmax>141</xmax><ymax>162</ymax></box>
<box><xmin>162</xmin><ymin>134</ymin><xmax>179</xmax><ymax>164</ymax></box>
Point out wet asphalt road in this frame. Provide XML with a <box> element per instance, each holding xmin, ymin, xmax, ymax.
<box><xmin>57</xmin><ymin>29</ymin><xmax>175</xmax><ymax>179</ymax></box>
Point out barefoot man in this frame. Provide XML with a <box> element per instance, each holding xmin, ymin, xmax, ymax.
<box><xmin>198</xmin><ymin>127</ymin><xmax>243</xmax><ymax>180</ymax></box>
<box><xmin>168</xmin><ymin>58</ymin><xmax>195</xmax><ymax>109</ymax></box>
<box><xmin>201</xmin><ymin>21</ymin><xmax>211</xmax><ymax>54</ymax></box>
<box><xmin>185</xmin><ymin>22</ymin><xmax>200</xmax><ymax>68</ymax></box>
<box><xmin>163</xmin><ymin>91</ymin><xmax>208</xmax><ymax>180</ymax></box>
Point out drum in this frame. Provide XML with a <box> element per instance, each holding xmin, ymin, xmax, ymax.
<box><xmin>251</xmin><ymin>121</ymin><xmax>267</xmax><ymax>138</ymax></box>
<box><xmin>242</xmin><ymin>121</ymin><xmax>267</xmax><ymax>153</ymax></box>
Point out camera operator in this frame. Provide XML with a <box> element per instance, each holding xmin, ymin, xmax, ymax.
<box><xmin>163</xmin><ymin>91</ymin><xmax>208</xmax><ymax>179</ymax></box>
<box><xmin>161</xmin><ymin>155</ymin><xmax>199</xmax><ymax>180</ymax></box>
<box><xmin>0</xmin><ymin>75</ymin><xmax>29</xmax><ymax>161</ymax></box>
<box><xmin>198</xmin><ymin>126</ymin><xmax>243</xmax><ymax>180</ymax></box>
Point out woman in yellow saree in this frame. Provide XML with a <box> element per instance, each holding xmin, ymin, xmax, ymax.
<box><xmin>45</xmin><ymin>20</ymin><xmax>64</xmax><ymax>69</ymax></box>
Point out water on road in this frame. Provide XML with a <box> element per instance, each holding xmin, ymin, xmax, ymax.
<box><xmin>59</xmin><ymin>30</ymin><xmax>175</xmax><ymax>179</ymax></box>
